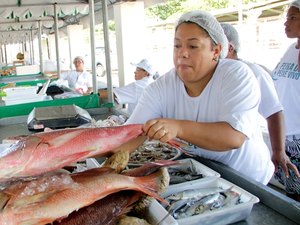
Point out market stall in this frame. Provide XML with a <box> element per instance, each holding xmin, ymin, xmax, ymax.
<box><xmin>0</xmin><ymin>110</ymin><xmax>299</xmax><ymax>225</ymax></box>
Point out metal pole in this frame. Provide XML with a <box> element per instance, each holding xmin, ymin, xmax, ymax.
<box><xmin>89</xmin><ymin>0</ymin><xmax>97</xmax><ymax>94</ymax></box>
<box><xmin>31</xmin><ymin>29</ymin><xmax>35</xmax><ymax>64</ymax></box>
<box><xmin>102</xmin><ymin>0</ymin><xmax>113</xmax><ymax>103</ymax></box>
<box><xmin>4</xmin><ymin>44</ymin><xmax>7</xmax><ymax>65</ymax></box>
<box><xmin>29</xmin><ymin>31</ymin><xmax>33</xmax><ymax>64</ymax></box>
<box><xmin>38</xmin><ymin>21</ymin><xmax>44</xmax><ymax>73</ymax></box>
<box><xmin>54</xmin><ymin>3</ymin><xmax>61</xmax><ymax>77</ymax></box>
<box><xmin>0</xmin><ymin>45</ymin><xmax>3</xmax><ymax>64</ymax></box>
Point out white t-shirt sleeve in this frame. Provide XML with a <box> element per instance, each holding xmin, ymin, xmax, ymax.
<box><xmin>217</xmin><ymin>60</ymin><xmax>261</xmax><ymax>138</ymax></box>
<box><xmin>114</xmin><ymin>83</ymin><xmax>137</xmax><ymax>104</ymax></box>
<box><xmin>245</xmin><ymin>62</ymin><xmax>283</xmax><ymax>118</ymax></box>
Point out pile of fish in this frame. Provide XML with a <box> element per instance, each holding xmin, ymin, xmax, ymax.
<box><xmin>129</xmin><ymin>140</ymin><xmax>181</xmax><ymax>166</ymax></box>
<box><xmin>0</xmin><ymin>124</ymin><xmax>175</xmax><ymax>225</ymax></box>
<box><xmin>164</xmin><ymin>187</ymin><xmax>241</xmax><ymax>219</ymax></box>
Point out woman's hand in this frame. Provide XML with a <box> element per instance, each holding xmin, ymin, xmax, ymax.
<box><xmin>143</xmin><ymin>118</ymin><xmax>181</xmax><ymax>143</ymax></box>
<box><xmin>272</xmin><ymin>151</ymin><xmax>300</xmax><ymax>178</ymax></box>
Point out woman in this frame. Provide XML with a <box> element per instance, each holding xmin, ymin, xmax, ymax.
<box><xmin>272</xmin><ymin>0</ymin><xmax>300</xmax><ymax>201</ymax></box>
<box><xmin>60</xmin><ymin>56</ymin><xmax>93</xmax><ymax>95</ymax></box>
<box><xmin>127</xmin><ymin>10</ymin><xmax>274</xmax><ymax>184</ymax></box>
<box><xmin>114</xmin><ymin>58</ymin><xmax>157</xmax><ymax>115</ymax></box>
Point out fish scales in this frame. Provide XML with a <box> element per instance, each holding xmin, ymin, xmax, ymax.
<box><xmin>53</xmin><ymin>191</ymin><xmax>143</xmax><ymax>225</ymax></box>
<box><xmin>0</xmin><ymin>167</ymin><xmax>165</xmax><ymax>225</ymax></box>
<box><xmin>0</xmin><ymin>124</ymin><xmax>143</xmax><ymax>183</ymax></box>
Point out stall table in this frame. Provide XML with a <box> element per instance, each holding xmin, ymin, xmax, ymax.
<box><xmin>0</xmin><ymin>109</ymin><xmax>299</xmax><ymax>225</ymax></box>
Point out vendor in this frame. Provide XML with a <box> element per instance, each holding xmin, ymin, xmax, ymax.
<box><xmin>113</xmin><ymin>58</ymin><xmax>158</xmax><ymax>115</ymax></box>
<box><xmin>60</xmin><ymin>56</ymin><xmax>93</xmax><ymax>95</ymax></box>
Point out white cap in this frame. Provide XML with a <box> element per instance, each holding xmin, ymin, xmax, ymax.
<box><xmin>131</xmin><ymin>59</ymin><xmax>155</xmax><ymax>76</ymax></box>
<box><xmin>176</xmin><ymin>10</ymin><xmax>228</xmax><ymax>59</ymax></box>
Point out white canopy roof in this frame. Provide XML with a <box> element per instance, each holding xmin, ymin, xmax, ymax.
<box><xmin>0</xmin><ymin>0</ymin><xmax>104</xmax><ymax>44</ymax></box>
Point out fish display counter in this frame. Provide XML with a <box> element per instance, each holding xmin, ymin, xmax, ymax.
<box><xmin>0</xmin><ymin>110</ymin><xmax>299</xmax><ymax>225</ymax></box>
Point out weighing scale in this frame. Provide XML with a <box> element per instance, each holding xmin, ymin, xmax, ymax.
<box><xmin>27</xmin><ymin>105</ymin><xmax>92</xmax><ymax>131</ymax></box>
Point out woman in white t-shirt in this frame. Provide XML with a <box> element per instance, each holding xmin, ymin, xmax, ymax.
<box><xmin>60</xmin><ymin>56</ymin><xmax>93</xmax><ymax>95</ymax></box>
<box><xmin>272</xmin><ymin>0</ymin><xmax>300</xmax><ymax>201</ymax></box>
<box><xmin>113</xmin><ymin>59</ymin><xmax>157</xmax><ymax>114</ymax></box>
<box><xmin>126</xmin><ymin>10</ymin><xmax>274</xmax><ymax>184</ymax></box>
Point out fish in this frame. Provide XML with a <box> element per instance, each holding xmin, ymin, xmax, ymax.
<box><xmin>53</xmin><ymin>160</ymin><xmax>176</xmax><ymax>225</ymax></box>
<box><xmin>165</xmin><ymin>187</ymin><xmax>226</xmax><ymax>201</ymax></box>
<box><xmin>53</xmin><ymin>190</ymin><xmax>143</xmax><ymax>225</ymax></box>
<box><xmin>0</xmin><ymin>124</ymin><xmax>143</xmax><ymax>183</ymax></box>
<box><xmin>0</xmin><ymin>166</ymin><xmax>167</xmax><ymax>225</ymax></box>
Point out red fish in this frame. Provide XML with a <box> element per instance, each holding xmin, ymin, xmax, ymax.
<box><xmin>0</xmin><ymin>167</ymin><xmax>166</xmax><ymax>225</ymax></box>
<box><xmin>53</xmin><ymin>190</ymin><xmax>143</xmax><ymax>225</ymax></box>
<box><xmin>0</xmin><ymin>124</ymin><xmax>143</xmax><ymax>183</ymax></box>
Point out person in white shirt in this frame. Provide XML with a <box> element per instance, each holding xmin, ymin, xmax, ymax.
<box><xmin>114</xmin><ymin>59</ymin><xmax>157</xmax><ymax>115</ymax></box>
<box><xmin>271</xmin><ymin>0</ymin><xmax>300</xmax><ymax>201</ymax></box>
<box><xmin>126</xmin><ymin>10</ymin><xmax>274</xmax><ymax>184</ymax></box>
<box><xmin>221</xmin><ymin>23</ymin><xmax>299</xmax><ymax>182</ymax></box>
<box><xmin>60</xmin><ymin>56</ymin><xmax>93</xmax><ymax>95</ymax></box>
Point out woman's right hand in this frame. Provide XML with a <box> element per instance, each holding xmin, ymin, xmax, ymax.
<box><xmin>143</xmin><ymin>118</ymin><xmax>181</xmax><ymax>143</ymax></box>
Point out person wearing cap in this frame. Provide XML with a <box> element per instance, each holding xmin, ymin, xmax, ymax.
<box><xmin>126</xmin><ymin>10</ymin><xmax>274</xmax><ymax>184</ymax></box>
<box><xmin>221</xmin><ymin>23</ymin><xmax>299</xmax><ymax>183</ymax></box>
<box><xmin>60</xmin><ymin>56</ymin><xmax>93</xmax><ymax>95</ymax></box>
<box><xmin>113</xmin><ymin>58</ymin><xmax>157</xmax><ymax>115</ymax></box>
<box><xmin>271</xmin><ymin>0</ymin><xmax>300</xmax><ymax>200</ymax></box>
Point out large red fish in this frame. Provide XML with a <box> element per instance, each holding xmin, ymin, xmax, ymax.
<box><xmin>0</xmin><ymin>124</ymin><xmax>143</xmax><ymax>183</ymax></box>
<box><xmin>0</xmin><ymin>167</ymin><xmax>166</xmax><ymax>225</ymax></box>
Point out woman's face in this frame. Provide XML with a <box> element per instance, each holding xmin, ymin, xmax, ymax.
<box><xmin>173</xmin><ymin>23</ymin><xmax>220</xmax><ymax>95</ymax></box>
<box><xmin>284</xmin><ymin>6</ymin><xmax>300</xmax><ymax>39</ymax></box>
<box><xmin>73</xmin><ymin>59</ymin><xmax>84</xmax><ymax>72</ymax></box>
<box><xmin>134</xmin><ymin>68</ymin><xmax>148</xmax><ymax>80</ymax></box>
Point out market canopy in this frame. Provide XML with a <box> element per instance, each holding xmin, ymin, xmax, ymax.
<box><xmin>0</xmin><ymin>0</ymin><xmax>118</xmax><ymax>44</ymax></box>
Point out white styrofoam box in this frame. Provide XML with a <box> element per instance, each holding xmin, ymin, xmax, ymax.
<box><xmin>162</xmin><ymin>177</ymin><xmax>259</xmax><ymax>225</ymax></box>
<box><xmin>146</xmin><ymin>199</ymin><xmax>178</xmax><ymax>225</ymax></box>
<box><xmin>168</xmin><ymin>158</ymin><xmax>220</xmax><ymax>185</ymax></box>
<box><xmin>86</xmin><ymin>158</ymin><xmax>101</xmax><ymax>169</ymax></box>
<box><xmin>16</xmin><ymin>64</ymin><xmax>40</xmax><ymax>75</ymax></box>
<box><xmin>4</xmin><ymin>86</ymin><xmax>38</xmax><ymax>98</ymax></box>
<box><xmin>4</xmin><ymin>94</ymin><xmax>51</xmax><ymax>105</ymax></box>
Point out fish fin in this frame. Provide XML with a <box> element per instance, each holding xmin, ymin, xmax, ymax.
<box><xmin>167</xmin><ymin>139</ymin><xmax>196</xmax><ymax>157</ymax></box>
<box><xmin>134</xmin><ymin>171</ymin><xmax>168</xmax><ymax>205</ymax></box>
<box><xmin>123</xmin><ymin>160</ymin><xmax>180</xmax><ymax>177</ymax></box>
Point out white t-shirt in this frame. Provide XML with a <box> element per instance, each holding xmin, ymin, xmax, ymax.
<box><xmin>272</xmin><ymin>43</ymin><xmax>300</xmax><ymax>136</ymax></box>
<box><xmin>242</xmin><ymin>60</ymin><xmax>283</xmax><ymax>119</ymax></box>
<box><xmin>127</xmin><ymin>59</ymin><xmax>274</xmax><ymax>184</ymax></box>
<box><xmin>114</xmin><ymin>76</ymin><xmax>154</xmax><ymax>114</ymax></box>
<box><xmin>60</xmin><ymin>70</ymin><xmax>93</xmax><ymax>93</ymax></box>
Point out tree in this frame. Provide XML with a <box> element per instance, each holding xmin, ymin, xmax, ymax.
<box><xmin>147</xmin><ymin>0</ymin><xmax>268</xmax><ymax>21</ymax></box>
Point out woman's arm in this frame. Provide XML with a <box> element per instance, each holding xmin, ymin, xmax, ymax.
<box><xmin>143</xmin><ymin>118</ymin><xmax>246</xmax><ymax>151</ymax></box>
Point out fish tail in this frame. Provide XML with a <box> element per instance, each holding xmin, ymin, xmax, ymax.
<box><xmin>167</xmin><ymin>139</ymin><xmax>196</xmax><ymax>157</ymax></box>
<box><xmin>133</xmin><ymin>170</ymin><xmax>168</xmax><ymax>205</ymax></box>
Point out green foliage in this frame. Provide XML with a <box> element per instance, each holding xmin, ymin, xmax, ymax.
<box><xmin>147</xmin><ymin>0</ymin><xmax>268</xmax><ymax>21</ymax></box>
<box><xmin>147</xmin><ymin>0</ymin><xmax>187</xmax><ymax>20</ymax></box>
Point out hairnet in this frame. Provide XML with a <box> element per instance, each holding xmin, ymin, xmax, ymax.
<box><xmin>221</xmin><ymin>23</ymin><xmax>241</xmax><ymax>53</ymax></box>
<box><xmin>175</xmin><ymin>10</ymin><xmax>228</xmax><ymax>58</ymax></box>
<box><xmin>291</xmin><ymin>0</ymin><xmax>300</xmax><ymax>10</ymax></box>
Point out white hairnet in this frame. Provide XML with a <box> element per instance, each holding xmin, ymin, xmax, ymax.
<box><xmin>221</xmin><ymin>23</ymin><xmax>241</xmax><ymax>53</ymax></box>
<box><xmin>291</xmin><ymin>0</ymin><xmax>300</xmax><ymax>10</ymax></box>
<box><xmin>176</xmin><ymin>10</ymin><xmax>228</xmax><ymax>58</ymax></box>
